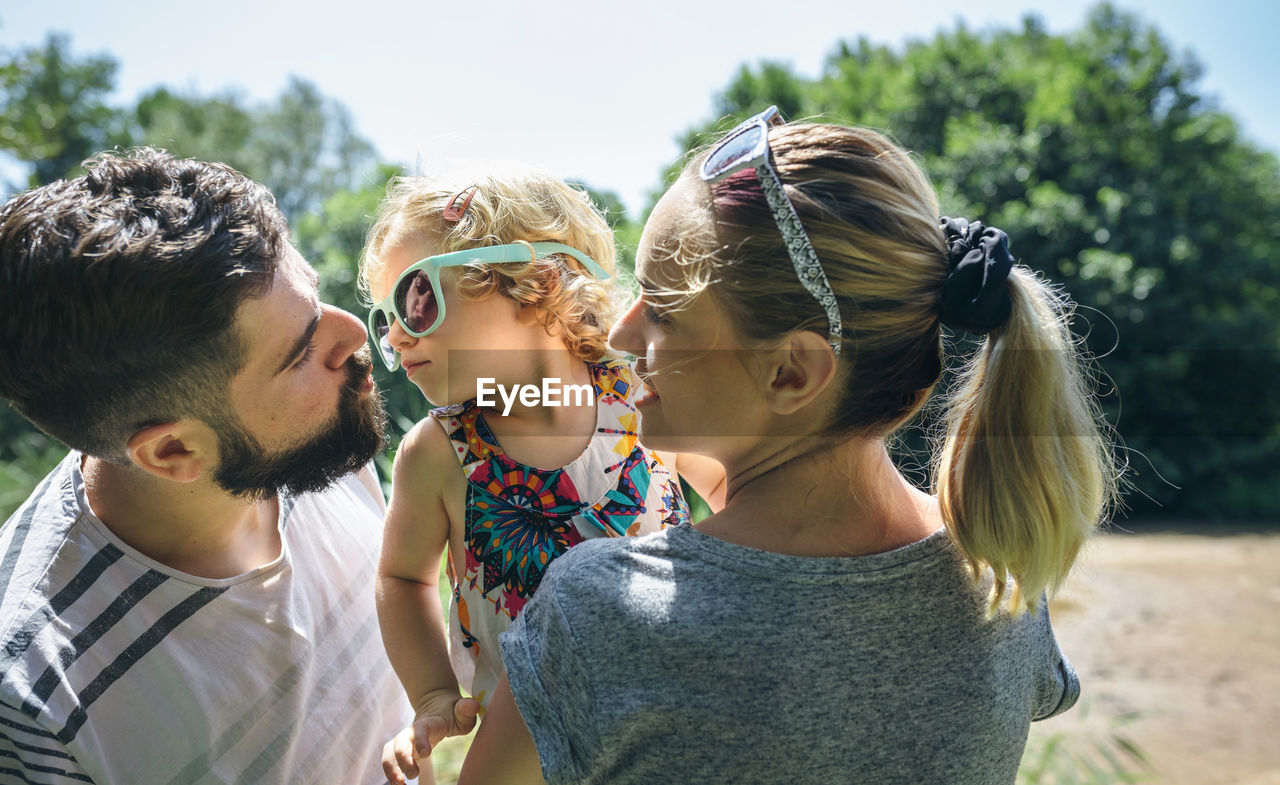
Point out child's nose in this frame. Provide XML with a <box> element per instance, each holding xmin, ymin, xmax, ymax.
<box><xmin>386</xmin><ymin>316</ymin><xmax>417</xmax><ymax>352</ymax></box>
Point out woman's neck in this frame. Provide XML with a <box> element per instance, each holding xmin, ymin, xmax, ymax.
<box><xmin>699</xmin><ymin>435</ymin><xmax>941</xmax><ymax>557</ymax></box>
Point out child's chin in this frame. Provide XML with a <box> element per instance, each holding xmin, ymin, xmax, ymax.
<box><xmin>420</xmin><ymin>384</ymin><xmax>470</xmax><ymax>409</ymax></box>
<box><xmin>416</xmin><ymin>383</ymin><xmax>448</xmax><ymax>407</ymax></box>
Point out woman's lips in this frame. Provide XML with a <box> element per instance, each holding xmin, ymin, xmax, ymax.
<box><xmin>635</xmin><ymin>376</ymin><xmax>660</xmax><ymax>406</ymax></box>
<box><xmin>402</xmin><ymin>359</ymin><xmax>431</xmax><ymax>375</ymax></box>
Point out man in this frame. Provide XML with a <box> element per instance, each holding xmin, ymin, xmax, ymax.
<box><xmin>0</xmin><ymin>149</ymin><xmax>413</xmax><ymax>784</ymax></box>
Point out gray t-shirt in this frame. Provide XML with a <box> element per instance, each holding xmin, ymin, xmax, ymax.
<box><xmin>500</xmin><ymin>525</ymin><xmax>1078</xmax><ymax>785</ymax></box>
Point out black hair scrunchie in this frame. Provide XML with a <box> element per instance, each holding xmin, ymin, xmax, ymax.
<box><xmin>938</xmin><ymin>217</ymin><xmax>1014</xmax><ymax>335</ymax></box>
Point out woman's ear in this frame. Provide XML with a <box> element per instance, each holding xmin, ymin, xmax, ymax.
<box><xmin>125</xmin><ymin>421</ymin><xmax>216</xmax><ymax>483</ymax></box>
<box><xmin>764</xmin><ymin>331</ymin><xmax>839</xmax><ymax>415</ymax></box>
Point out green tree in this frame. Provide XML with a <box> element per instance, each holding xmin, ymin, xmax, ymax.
<box><xmin>232</xmin><ymin>77</ymin><xmax>377</xmax><ymax>222</ymax></box>
<box><xmin>668</xmin><ymin>4</ymin><xmax>1280</xmax><ymax>519</ymax></box>
<box><xmin>132</xmin><ymin>77</ymin><xmax>378</xmax><ymax>224</ymax></box>
<box><xmin>132</xmin><ymin>86</ymin><xmax>254</xmax><ymax>168</ymax></box>
<box><xmin>0</xmin><ymin>32</ymin><xmax>129</xmax><ymax>188</ymax></box>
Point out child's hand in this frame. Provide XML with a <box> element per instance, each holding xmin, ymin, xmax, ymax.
<box><xmin>382</xmin><ymin>693</ymin><xmax>482</xmax><ymax>783</ymax></box>
<box><xmin>414</xmin><ymin>691</ymin><xmax>482</xmax><ymax>752</ymax></box>
<box><xmin>382</xmin><ymin>725</ymin><xmax>421</xmax><ymax>785</ymax></box>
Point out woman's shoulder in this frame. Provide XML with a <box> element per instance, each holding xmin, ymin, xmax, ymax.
<box><xmin>547</xmin><ymin>529</ymin><xmax>679</xmax><ymax>588</ymax></box>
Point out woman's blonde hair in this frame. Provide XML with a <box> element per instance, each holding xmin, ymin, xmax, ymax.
<box><xmin>663</xmin><ymin>122</ymin><xmax>1116</xmax><ymax>613</ymax></box>
<box><xmin>360</xmin><ymin>165</ymin><xmax>623</xmax><ymax>362</ymax></box>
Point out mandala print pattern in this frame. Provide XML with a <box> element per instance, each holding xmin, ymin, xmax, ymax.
<box><xmin>579</xmin><ymin>445</ymin><xmax>652</xmax><ymax>537</ymax></box>
<box><xmin>660</xmin><ymin>475</ymin><xmax>689</xmax><ymax>529</ymax></box>
<box><xmin>434</xmin><ymin>401</ymin><xmax>502</xmax><ymax>473</ymax></box>
<box><xmin>465</xmin><ymin>452</ymin><xmax>586</xmax><ymax>615</ymax></box>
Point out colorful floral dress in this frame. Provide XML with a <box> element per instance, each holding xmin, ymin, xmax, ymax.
<box><xmin>429</xmin><ymin>359</ymin><xmax>690</xmax><ymax>707</ymax></box>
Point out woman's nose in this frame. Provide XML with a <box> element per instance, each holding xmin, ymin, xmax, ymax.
<box><xmin>608</xmin><ymin>297</ymin><xmax>644</xmax><ymax>355</ymax></box>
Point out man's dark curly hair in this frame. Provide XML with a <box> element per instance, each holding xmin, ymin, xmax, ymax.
<box><xmin>0</xmin><ymin>148</ymin><xmax>288</xmax><ymax>461</ymax></box>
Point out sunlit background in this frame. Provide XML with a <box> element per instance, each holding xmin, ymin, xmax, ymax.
<box><xmin>2</xmin><ymin>0</ymin><xmax>1277</xmax><ymax>212</ymax></box>
<box><xmin>2</xmin><ymin>3</ymin><xmax>1279</xmax><ymax>783</ymax></box>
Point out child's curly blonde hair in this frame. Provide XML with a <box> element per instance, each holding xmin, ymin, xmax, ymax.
<box><xmin>360</xmin><ymin>165</ymin><xmax>623</xmax><ymax>363</ymax></box>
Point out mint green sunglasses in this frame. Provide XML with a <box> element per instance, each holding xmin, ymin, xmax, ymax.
<box><xmin>367</xmin><ymin>241</ymin><xmax>609</xmax><ymax>371</ymax></box>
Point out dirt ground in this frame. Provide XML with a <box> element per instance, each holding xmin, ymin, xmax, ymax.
<box><xmin>1032</xmin><ymin>528</ymin><xmax>1280</xmax><ymax>785</ymax></box>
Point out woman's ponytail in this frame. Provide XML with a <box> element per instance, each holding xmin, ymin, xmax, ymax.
<box><xmin>935</xmin><ymin>267</ymin><xmax>1116</xmax><ymax>614</ymax></box>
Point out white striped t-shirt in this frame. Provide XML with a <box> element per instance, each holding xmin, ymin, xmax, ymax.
<box><xmin>0</xmin><ymin>453</ymin><xmax>410</xmax><ymax>785</ymax></box>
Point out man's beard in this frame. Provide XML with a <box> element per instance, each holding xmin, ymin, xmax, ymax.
<box><xmin>212</xmin><ymin>351</ymin><xmax>387</xmax><ymax>500</ymax></box>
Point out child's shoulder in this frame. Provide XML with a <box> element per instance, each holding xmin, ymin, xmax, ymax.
<box><xmin>392</xmin><ymin>416</ymin><xmax>466</xmax><ymax>490</ymax></box>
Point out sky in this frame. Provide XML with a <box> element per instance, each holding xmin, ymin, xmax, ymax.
<box><xmin>2</xmin><ymin>0</ymin><xmax>1277</xmax><ymax>216</ymax></box>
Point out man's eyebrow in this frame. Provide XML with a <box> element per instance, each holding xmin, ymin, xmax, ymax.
<box><xmin>276</xmin><ymin>312</ymin><xmax>320</xmax><ymax>375</ymax></box>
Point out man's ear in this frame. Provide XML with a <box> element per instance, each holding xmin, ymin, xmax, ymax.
<box><xmin>765</xmin><ymin>331</ymin><xmax>840</xmax><ymax>416</ymax></box>
<box><xmin>125</xmin><ymin>421</ymin><xmax>215</xmax><ymax>483</ymax></box>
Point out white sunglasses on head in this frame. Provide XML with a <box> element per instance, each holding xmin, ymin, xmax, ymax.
<box><xmin>700</xmin><ymin>106</ymin><xmax>843</xmax><ymax>357</ymax></box>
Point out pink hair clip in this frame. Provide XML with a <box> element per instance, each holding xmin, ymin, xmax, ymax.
<box><xmin>442</xmin><ymin>185</ymin><xmax>479</xmax><ymax>223</ymax></box>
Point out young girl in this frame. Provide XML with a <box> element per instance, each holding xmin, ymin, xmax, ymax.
<box><xmin>360</xmin><ymin>167</ymin><xmax>724</xmax><ymax>783</ymax></box>
<box><xmin>440</xmin><ymin>111</ymin><xmax>1118</xmax><ymax>784</ymax></box>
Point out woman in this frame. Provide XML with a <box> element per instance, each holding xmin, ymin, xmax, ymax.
<box><xmin>395</xmin><ymin>108</ymin><xmax>1115</xmax><ymax>785</ymax></box>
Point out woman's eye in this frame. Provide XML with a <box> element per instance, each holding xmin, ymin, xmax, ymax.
<box><xmin>642</xmin><ymin>303</ymin><xmax>669</xmax><ymax>326</ymax></box>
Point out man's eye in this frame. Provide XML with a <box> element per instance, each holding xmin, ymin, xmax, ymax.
<box><xmin>293</xmin><ymin>342</ymin><xmax>316</xmax><ymax>369</ymax></box>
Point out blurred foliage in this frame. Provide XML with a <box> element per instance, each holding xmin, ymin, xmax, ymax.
<box><xmin>1019</xmin><ymin>704</ymin><xmax>1154</xmax><ymax>784</ymax></box>
<box><xmin>4</xmin><ymin>3</ymin><xmax>1279</xmax><ymax>522</ymax></box>
<box><xmin>667</xmin><ymin>4</ymin><xmax>1280</xmax><ymax>520</ymax></box>
<box><xmin>133</xmin><ymin>78</ymin><xmax>379</xmax><ymax>221</ymax></box>
<box><xmin>0</xmin><ymin>33</ymin><xmax>130</xmax><ymax>187</ymax></box>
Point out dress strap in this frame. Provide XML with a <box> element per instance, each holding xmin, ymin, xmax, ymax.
<box><xmin>428</xmin><ymin>399</ymin><xmax>504</xmax><ymax>474</ymax></box>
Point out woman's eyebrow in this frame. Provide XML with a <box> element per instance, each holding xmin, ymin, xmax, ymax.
<box><xmin>636</xmin><ymin>276</ymin><xmax>662</xmax><ymax>293</ymax></box>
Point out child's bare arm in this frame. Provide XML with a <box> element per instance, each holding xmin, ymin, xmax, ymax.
<box><xmin>658</xmin><ymin>450</ymin><xmax>727</xmax><ymax>513</ymax></box>
<box><xmin>377</xmin><ymin>419</ymin><xmax>478</xmax><ymax>774</ymax></box>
